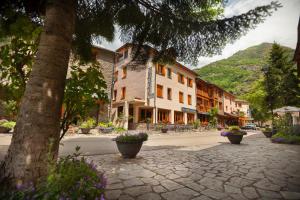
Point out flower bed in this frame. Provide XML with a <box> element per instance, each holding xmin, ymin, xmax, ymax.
<box><xmin>271</xmin><ymin>132</ymin><xmax>300</xmax><ymax>144</ymax></box>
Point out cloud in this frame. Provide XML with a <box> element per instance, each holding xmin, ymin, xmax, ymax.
<box><xmin>98</xmin><ymin>0</ymin><xmax>300</xmax><ymax>68</ymax></box>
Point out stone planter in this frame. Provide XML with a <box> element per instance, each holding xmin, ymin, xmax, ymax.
<box><xmin>0</xmin><ymin>126</ymin><xmax>11</xmax><ymax>133</ymax></box>
<box><xmin>80</xmin><ymin>128</ymin><xmax>91</xmax><ymax>134</ymax></box>
<box><xmin>263</xmin><ymin>131</ymin><xmax>272</xmax><ymax>138</ymax></box>
<box><xmin>116</xmin><ymin>141</ymin><xmax>143</xmax><ymax>158</ymax></box>
<box><xmin>98</xmin><ymin>127</ymin><xmax>114</xmax><ymax>134</ymax></box>
<box><xmin>227</xmin><ymin>135</ymin><xmax>244</xmax><ymax>144</ymax></box>
<box><xmin>161</xmin><ymin>128</ymin><xmax>168</xmax><ymax>133</ymax></box>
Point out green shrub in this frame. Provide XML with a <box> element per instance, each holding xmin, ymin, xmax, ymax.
<box><xmin>114</xmin><ymin>127</ymin><xmax>126</xmax><ymax>133</ymax></box>
<box><xmin>0</xmin><ymin>121</ymin><xmax>16</xmax><ymax>129</ymax></box>
<box><xmin>263</xmin><ymin>127</ymin><xmax>272</xmax><ymax>132</ymax></box>
<box><xmin>98</xmin><ymin>121</ymin><xmax>113</xmax><ymax>128</ymax></box>
<box><xmin>272</xmin><ymin>132</ymin><xmax>300</xmax><ymax>144</ymax></box>
<box><xmin>228</xmin><ymin>126</ymin><xmax>240</xmax><ymax>131</ymax></box>
<box><xmin>114</xmin><ymin>132</ymin><xmax>148</xmax><ymax>143</ymax></box>
<box><xmin>193</xmin><ymin>119</ymin><xmax>200</xmax><ymax>129</ymax></box>
<box><xmin>80</xmin><ymin>118</ymin><xmax>95</xmax><ymax>129</ymax></box>
<box><xmin>0</xmin><ymin>147</ymin><xmax>106</xmax><ymax>199</ymax></box>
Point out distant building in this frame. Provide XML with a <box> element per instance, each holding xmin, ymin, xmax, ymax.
<box><xmin>111</xmin><ymin>44</ymin><xmax>198</xmax><ymax>129</ymax></box>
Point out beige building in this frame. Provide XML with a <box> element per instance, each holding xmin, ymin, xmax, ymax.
<box><xmin>111</xmin><ymin>44</ymin><xmax>198</xmax><ymax>129</ymax></box>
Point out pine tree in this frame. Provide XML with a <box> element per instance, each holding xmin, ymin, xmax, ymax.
<box><xmin>0</xmin><ymin>0</ymin><xmax>281</xmax><ymax>186</ymax></box>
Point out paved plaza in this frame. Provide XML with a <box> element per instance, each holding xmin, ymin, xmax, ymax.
<box><xmin>88</xmin><ymin>134</ymin><xmax>300</xmax><ymax>200</ymax></box>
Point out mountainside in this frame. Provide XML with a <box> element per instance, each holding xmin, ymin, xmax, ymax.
<box><xmin>195</xmin><ymin>43</ymin><xmax>294</xmax><ymax>96</ymax></box>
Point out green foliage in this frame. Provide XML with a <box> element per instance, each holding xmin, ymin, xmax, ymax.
<box><xmin>272</xmin><ymin>132</ymin><xmax>300</xmax><ymax>144</ymax></box>
<box><xmin>196</xmin><ymin>43</ymin><xmax>294</xmax><ymax>95</ymax></box>
<box><xmin>263</xmin><ymin>43</ymin><xmax>300</xmax><ymax>115</ymax></box>
<box><xmin>114</xmin><ymin>132</ymin><xmax>148</xmax><ymax>143</ymax></box>
<box><xmin>60</xmin><ymin>62</ymin><xmax>108</xmax><ymax>138</ymax></box>
<box><xmin>241</xmin><ymin>78</ymin><xmax>271</xmax><ymax>123</ymax></box>
<box><xmin>228</xmin><ymin>126</ymin><xmax>240</xmax><ymax>131</ymax></box>
<box><xmin>0</xmin><ymin>148</ymin><xmax>106</xmax><ymax>199</ymax></box>
<box><xmin>1</xmin><ymin>1</ymin><xmax>280</xmax><ymax>64</ymax></box>
<box><xmin>114</xmin><ymin>127</ymin><xmax>126</xmax><ymax>133</ymax></box>
<box><xmin>208</xmin><ymin>107</ymin><xmax>218</xmax><ymax>127</ymax></box>
<box><xmin>0</xmin><ymin>121</ymin><xmax>16</xmax><ymax>129</ymax></box>
<box><xmin>79</xmin><ymin>118</ymin><xmax>96</xmax><ymax>129</ymax></box>
<box><xmin>98</xmin><ymin>121</ymin><xmax>113</xmax><ymax>128</ymax></box>
<box><xmin>193</xmin><ymin>119</ymin><xmax>201</xmax><ymax>129</ymax></box>
<box><xmin>273</xmin><ymin>114</ymin><xmax>294</xmax><ymax>135</ymax></box>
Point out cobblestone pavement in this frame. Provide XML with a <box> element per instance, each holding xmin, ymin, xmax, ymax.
<box><xmin>89</xmin><ymin>133</ymin><xmax>300</xmax><ymax>200</ymax></box>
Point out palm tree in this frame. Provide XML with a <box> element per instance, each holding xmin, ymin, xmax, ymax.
<box><xmin>0</xmin><ymin>0</ymin><xmax>281</xmax><ymax>186</ymax></box>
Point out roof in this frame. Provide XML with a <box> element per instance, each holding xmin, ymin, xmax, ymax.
<box><xmin>116</xmin><ymin>43</ymin><xmax>198</xmax><ymax>76</ymax></box>
<box><xmin>235</xmin><ymin>99</ymin><xmax>249</xmax><ymax>104</ymax></box>
<box><xmin>274</xmin><ymin>106</ymin><xmax>300</xmax><ymax>113</ymax></box>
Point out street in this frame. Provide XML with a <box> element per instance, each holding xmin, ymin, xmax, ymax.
<box><xmin>0</xmin><ymin>130</ymin><xmax>258</xmax><ymax>159</ymax></box>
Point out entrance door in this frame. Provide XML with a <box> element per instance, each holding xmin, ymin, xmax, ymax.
<box><xmin>128</xmin><ymin>105</ymin><xmax>134</xmax><ymax>130</ymax></box>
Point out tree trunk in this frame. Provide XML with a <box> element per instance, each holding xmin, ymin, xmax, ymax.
<box><xmin>0</xmin><ymin>0</ymin><xmax>76</xmax><ymax>187</ymax></box>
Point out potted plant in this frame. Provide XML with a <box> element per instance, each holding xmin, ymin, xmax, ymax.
<box><xmin>161</xmin><ymin>121</ymin><xmax>169</xmax><ymax>133</ymax></box>
<box><xmin>262</xmin><ymin>127</ymin><xmax>272</xmax><ymax>138</ymax></box>
<box><xmin>113</xmin><ymin>132</ymin><xmax>148</xmax><ymax>158</ymax></box>
<box><xmin>217</xmin><ymin>124</ymin><xmax>224</xmax><ymax>131</ymax></box>
<box><xmin>98</xmin><ymin>121</ymin><xmax>114</xmax><ymax>134</ymax></box>
<box><xmin>80</xmin><ymin>118</ymin><xmax>95</xmax><ymax>134</ymax></box>
<box><xmin>221</xmin><ymin>126</ymin><xmax>247</xmax><ymax>144</ymax></box>
<box><xmin>0</xmin><ymin>121</ymin><xmax>16</xmax><ymax>133</ymax></box>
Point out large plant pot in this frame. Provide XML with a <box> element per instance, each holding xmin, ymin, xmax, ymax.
<box><xmin>263</xmin><ymin>131</ymin><xmax>272</xmax><ymax>138</ymax></box>
<box><xmin>0</xmin><ymin>126</ymin><xmax>11</xmax><ymax>133</ymax></box>
<box><xmin>116</xmin><ymin>141</ymin><xmax>143</xmax><ymax>158</ymax></box>
<box><xmin>161</xmin><ymin>128</ymin><xmax>168</xmax><ymax>133</ymax></box>
<box><xmin>81</xmin><ymin>128</ymin><xmax>91</xmax><ymax>134</ymax></box>
<box><xmin>227</xmin><ymin>135</ymin><xmax>243</xmax><ymax>144</ymax></box>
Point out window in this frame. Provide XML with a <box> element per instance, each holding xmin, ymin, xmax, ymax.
<box><xmin>157</xmin><ymin>84</ymin><xmax>163</xmax><ymax>98</ymax></box>
<box><xmin>122</xmin><ymin>66</ymin><xmax>127</xmax><ymax>79</ymax></box>
<box><xmin>167</xmin><ymin>88</ymin><xmax>172</xmax><ymax>100</ymax></box>
<box><xmin>139</xmin><ymin>108</ymin><xmax>152</xmax><ymax>122</ymax></box>
<box><xmin>187</xmin><ymin>78</ymin><xmax>193</xmax><ymax>87</ymax></box>
<box><xmin>121</xmin><ymin>87</ymin><xmax>126</xmax><ymax>99</ymax></box>
<box><xmin>179</xmin><ymin>92</ymin><xmax>184</xmax><ymax>103</ymax></box>
<box><xmin>114</xmin><ymin>71</ymin><xmax>118</xmax><ymax>82</ymax></box>
<box><xmin>188</xmin><ymin>95</ymin><xmax>192</xmax><ymax>105</ymax></box>
<box><xmin>174</xmin><ymin>111</ymin><xmax>184</xmax><ymax>124</ymax></box>
<box><xmin>118</xmin><ymin>106</ymin><xmax>123</xmax><ymax>116</ymax></box>
<box><xmin>156</xmin><ymin>64</ymin><xmax>165</xmax><ymax>76</ymax></box>
<box><xmin>113</xmin><ymin>90</ymin><xmax>117</xmax><ymax>101</ymax></box>
<box><xmin>226</xmin><ymin>106</ymin><xmax>228</xmax><ymax>111</ymax></box>
<box><xmin>219</xmin><ymin>102</ymin><xmax>222</xmax><ymax>110</ymax></box>
<box><xmin>158</xmin><ymin>109</ymin><xmax>170</xmax><ymax>123</ymax></box>
<box><xmin>167</xmin><ymin>68</ymin><xmax>172</xmax><ymax>79</ymax></box>
<box><xmin>178</xmin><ymin>73</ymin><xmax>184</xmax><ymax>84</ymax></box>
<box><xmin>124</xmin><ymin>50</ymin><xmax>128</xmax><ymax>59</ymax></box>
<box><xmin>187</xmin><ymin>113</ymin><xmax>195</xmax><ymax>123</ymax></box>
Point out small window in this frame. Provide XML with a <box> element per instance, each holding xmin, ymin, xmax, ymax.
<box><xmin>188</xmin><ymin>95</ymin><xmax>192</xmax><ymax>105</ymax></box>
<box><xmin>156</xmin><ymin>64</ymin><xmax>165</xmax><ymax>76</ymax></box>
<box><xmin>157</xmin><ymin>84</ymin><xmax>163</xmax><ymax>98</ymax></box>
<box><xmin>178</xmin><ymin>73</ymin><xmax>184</xmax><ymax>84</ymax></box>
<box><xmin>167</xmin><ymin>68</ymin><xmax>172</xmax><ymax>79</ymax></box>
<box><xmin>113</xmin><ymin>90</ymin><xmax>117</xmax><ymax>101</ymax></box>
<box><xmin>122</xmin><ymin>66</ymin><xmax>127</xmax><ymax>79</ymax></box>
<box><xmin>114</xmin><ymin>71</ymin><xmax>118</xmax><ymax>82</ymax></box>
<box><xmin>124</xmin><ymin>50</ymin><xmax>128</xmax><ymax>59</ymax></box>
<box><xmin>219</xmin><ymin>102</ymin><xmax>222</xmax><ymax>110</ymax></box>
<box><xmin>187</xmin><ymin>78</ymin><xmax>193</xmax><ymax>87</ymax></box>
<box><xmin>121</xmin><ymin>87</ymin><xmax>126</xmax><ymax>99</ymax></box>
<box><xmin>167</xmin><ymin>88</ymin><xmax>172</xmax><ymax>100</ymax></box>
<box><xmin>179</xmin><ymin>92</ymin><xmax>184</xmax><ymax>103</ymax></box>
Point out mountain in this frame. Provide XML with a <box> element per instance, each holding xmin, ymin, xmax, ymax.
<box><xmin>195</xmin><ymin>43</ymin><xmax>294</xmax><ymax>96</ymax></box>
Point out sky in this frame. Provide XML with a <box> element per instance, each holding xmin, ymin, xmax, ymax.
<box><xmin>99</xmin><ymin>0</ymin><xmax>300</xmax><ymax>68</ymax></box>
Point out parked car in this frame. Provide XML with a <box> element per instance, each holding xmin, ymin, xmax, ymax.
<box><xmin>242</xmin><ymin>123</ymin><xmax>257</xmax><ymax>130</ymax></box>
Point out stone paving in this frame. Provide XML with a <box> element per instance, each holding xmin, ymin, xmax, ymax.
<box><xmin>88</xmin><ymin>134</ymin><xmax>300</xmax><ymax>200</ymax></box>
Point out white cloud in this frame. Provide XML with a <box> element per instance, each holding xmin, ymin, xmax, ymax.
<box><xmin>99</xmin><ymin>0</ymin><xmax>300</xmax><ymax>68</ymax></box>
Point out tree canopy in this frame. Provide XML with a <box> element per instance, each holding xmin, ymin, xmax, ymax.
<box><xmin>1</xmin><ymin>0</ymin><xmax>281</xmax><ymax>64</ymax></box>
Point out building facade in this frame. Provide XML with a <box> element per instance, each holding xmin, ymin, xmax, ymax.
<box><xmin>111</xmin><ymin>44</ymin><xmax>198</xmax><ymax>129</ymax></box>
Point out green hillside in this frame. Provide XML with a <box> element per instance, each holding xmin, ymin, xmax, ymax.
<box><xmin>195</xmin><ymin>43</ymin><xmax>294</xmax><ymax>96</ymax></box>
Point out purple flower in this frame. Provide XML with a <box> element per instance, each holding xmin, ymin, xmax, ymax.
<box><xmin>221</xmin><ymin>131</ymin><xmax>230</xmax><ymax>137</ymax></box>
<box><xmin>272</xmin><ymin>137</ymin><xmax>286</xmax><ymax>143</ymax></box>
